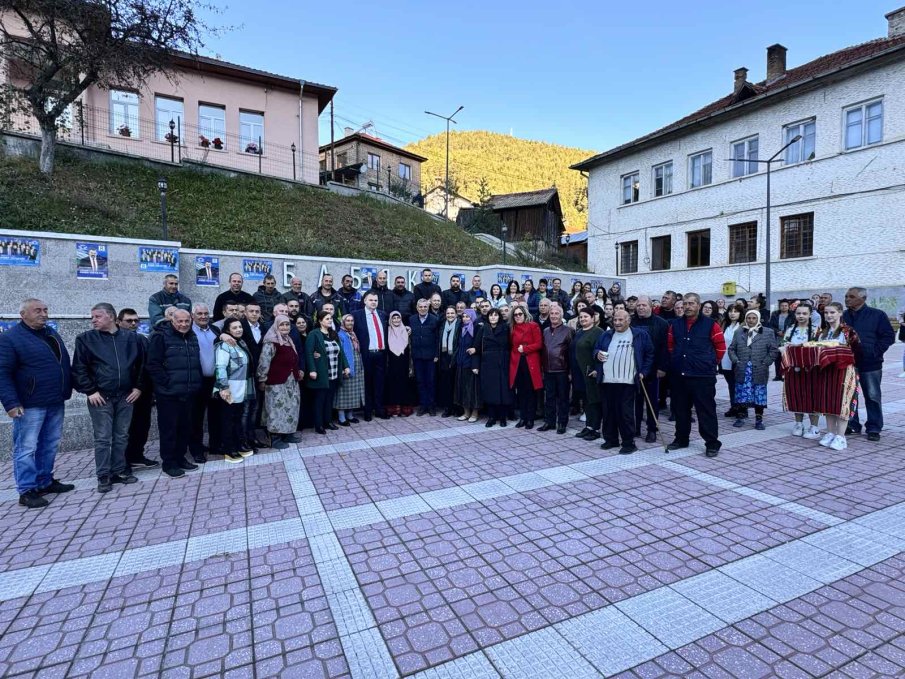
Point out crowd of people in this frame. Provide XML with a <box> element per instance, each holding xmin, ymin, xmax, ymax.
<box><xmin>0</xmin><ymin>268</ymin><xmax>898</xmax><ymax>509</ymax></box>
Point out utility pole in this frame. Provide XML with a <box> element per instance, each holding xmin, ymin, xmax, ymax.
<box><xmin>425</xmin><ymin>106</ymin><xmax>464</xmax><ymax>220</ymax></box>
<box><xmin>330</xmin><ymin>100</ymin><xmax>336</xmax><ymax>182</ymax></box>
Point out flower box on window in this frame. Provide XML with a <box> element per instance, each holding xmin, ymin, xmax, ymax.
<box><xmin>212</xmin><ymin>137</ymin><xmax>224</xmax><ymax>150</ymax></box>
<box><xmin>118</xmin><ymin>125</ymin><xmax>132</xmax><ymax>137</ymax></box>
<box><xmin>199</xmin><ymin>135</ymin><xmax>211</xmax><ymax>148</ymax></box>
<box><xmin>244</xmin><ymin>142</ymin><xmax>260</xmax><ymax>155</ymax></box>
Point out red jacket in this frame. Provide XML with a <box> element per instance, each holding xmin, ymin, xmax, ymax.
<box><xmin>509</xmin><ymin>321</ymin><xmax>543</xmax><ymax>390</ymax></box>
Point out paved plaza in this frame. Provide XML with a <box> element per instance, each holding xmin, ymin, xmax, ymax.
<box><xmin>1</xmin><ymin>348</ymin><xmax>904</xmax><ymax>678</ymax></box>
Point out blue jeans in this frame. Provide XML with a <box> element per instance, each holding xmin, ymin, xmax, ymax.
<box><xmin>12</xmin><ymin>404</ymin><xmax>65</xmax><ymax>495</ymax></box>
<box><xmin>88</xmin><ymin>394</ymin><xmax>133</xmax><ymax>478</ymax></box>
<box><xmin>850</xmin><ymin>369</ymin><xmax>883</xmax><ymax>433</ymax></box>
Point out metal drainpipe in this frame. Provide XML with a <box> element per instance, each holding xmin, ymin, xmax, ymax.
<box><xmin>298</xmin><ymin>80</ymin><xmax>306</xmax><ymax>182</ymax></box>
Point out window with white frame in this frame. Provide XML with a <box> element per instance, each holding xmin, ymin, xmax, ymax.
<box><xmin>198</xmin><ymin>104</ymin><xmax>226</xmax><ymax>147</ymax></box>
<box><xmin>619</xmin><ymin>240</ymin><xmax>639</xmax><ymax>274</ymax></box>
<box><xmin>621</xmin><ymin>172</ymin><xmax>640</xmax><ymax>205</ymax></box>
<box><xmin>783</xmin><ymin>119</ymin><xmax>816</xmax><ymax>164</ymax></box>
<box><xmin>653</xmin><ymin>162</ymin><xmax>673</xmax><ymax>197</ymax></box>
<box><xmin>844</xmin><ymin>100</ymin><xmax>883</xmax><ymax>150</ymax></box>
<box><xmin>368</xmin><ymin>153</ymin><xmax>380</xmax><ymax>171</ymax></box>
<box><xmin>731</xmin><ymin>136</ymin><xmax>759</xmax><ymax>177</ymax></box>
<box><xmin>155</xmin><ymin>96</ymin><xmax>184</xmax><ymax>142</ymax></box>
<box><xmin>239</xmin><ymin>110</ymin><xmax>264</xmax><ymax>153</ymax></box>
<box><xmin>399</xmin><ymin>163</ymin><xmax>412</xmax><ymax>180</ymax></box>
<box><xmin>110</xmin><ymin>90</ymin><xmax>139</xmax><ymax>137</ymax></box>
<box><xmin>688</xmin><ymin>150</ymin><xmax>712</xmax><ymax>188</ymax></box>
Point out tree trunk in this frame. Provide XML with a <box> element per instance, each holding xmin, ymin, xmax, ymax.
<box><xmin>39</xmin><ymin>125</ymin><xmax>57</xmax><ymax>175</ymax></box>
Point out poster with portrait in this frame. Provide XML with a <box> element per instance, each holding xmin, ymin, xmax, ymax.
<box><xmin>454</xmin><ymin>273</ymin><xmax>466</xmax><ymax>286</ymax></box>
<box><xmin>357</xmin><ymin>266</ymin><xmax>378</xmax><ymax>292</ymax></box>
<box><xmin>138</xmin><ymin>246</ymin><xmax>178</xmax><ymax>273</ymax></box>
<box><xmin>0</xmin><ymin>237</ymin><xmax>40</xmax><ymax>267</ymax></box>
<box><xmin>195</xmin><ymin>255</ymin><xmax>220</xmax><ymax>286</ymax></box>
<box><xmin>496</xmin><ymin>271</ymin><xmax>515</xmax><ymax>285</ymax></box>
<box><xmin>0</xmin><ymin>320</ymin><xmax>57</xmax><ymax>333</ymax></box>
<box><xmin>242</xmin><ymin>258</ymin><xmax>272</xmax><ymax>281</ymax></box>
<box><xmin>76</xmin><ymin>242</ymin><xmax>108</xmax><ymax>279</ymax></box>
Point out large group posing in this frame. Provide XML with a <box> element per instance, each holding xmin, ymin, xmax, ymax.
<box><xmin>0</xmin><ymin>267</ymin><xmax>897</xmax><ymax>510</ymax></box>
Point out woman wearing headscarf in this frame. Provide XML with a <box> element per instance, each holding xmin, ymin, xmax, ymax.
<box><xmin>509</xmin><ymin>302</ymin><xmax>542</xmax><ymax>429</ymax></box>
<box><xmin>455</xmin><ymin>309</ymin><xmax>481</xmax><ymax>422</ymax></box>
<box><xmin>306</xmin><ymin>310</ymin><xmax>350</xmax><ymax>434</ymax></box>
<box><xmin>334</xmin><ymin>314</ymin><xmax>365</xmax><ymax>425</ymax></box>
<box><xmin>385</xmin><ymin>311</ymin><xmax>416</xmax><ymax>416</ymax></box>
<box><xmin>256</xmin><ymin>314</ymin><xmax>302</xmax><ymax>448</ymax></box>
<box><xmin>728</xmin><ymin>309</ymin><xmax>778</xmax><ymax>430</ymax></box>
<box><xmin>437</xmin><ymin>306</ymin><xmax>461</xmax><ymax>417</ymax></box>
<box><xmin>608</xmin><ymin>282</ymin><xmax>624</xmax><ymax>307</ymax></box>
<box><xmin>472</xmin><ymin>307</ymin><xmax>511</xmax><ymax>427</ymax></box>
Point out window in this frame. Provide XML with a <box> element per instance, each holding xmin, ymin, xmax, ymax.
<box><xmin>731</xmin><ymin>136</ymin><xmax>759</xmax><ymax>177</ymax></box>
<box><xmin>198</xmin><ymin>104</ymin><xmax>226</xmax><ymax>147</ymax></box>
<box><xmin>652</xmin><ymin>162</ymin><xmax>673</xmax><ymax>197</ymax></box>
<box><xmin>110</xmin><ymin>90</ymin><xmax>139</xmax><ymax>137</ymax></box>
<box><xmin>689</xmin><ymin>151</ymin><xmax>712</xmax><ymax>188</ymax></box>
<box><xmin>651</xmin><ymin>235</ymin><xmax>671</xmax><ymax>271</ymax></box>
<box><xmin>620</xmin><ymin>241</ymin><xmax>639</xmax><ymax>274</ymax></box>
<box><xmin>728</xmin><ymin>222</ymin><xmax>757</xmax><ymax>264</ymax></box>
<box><xmin>780</xmin><ymin>213</ymin><xmax>814</xmax><ymax>259</ymax></box>
<box><xmin>844</xmin><ymin>100</ymin><xmax>883</xmax><ymax>150</ymax></box>
<box><xmin>336</xmin><ymin>151</ymin><xmax>348</xmax><ymax>167</ymax></box>
<box><xmin>399</xmin><ymin>163</ymin><xmax>412</xmax><ymax>180</ymax></box>
<box><xmin>154</xmin><ymin>96</ymin><xmax>183</xmax><ymax>142</ymax></box>
<box><xmin>687</xmin><ymin>229</ymin><xmax>711</xmax><ymax>267</ymax></box>
<box><xmin>621</xmin><ymin>172</ymin><xmax>640</xmax><ymax>204</ymax></box>
<box><xmin>319</xmin><ymin>158</ymin><xmax>326</xmax><ymax>171</ymax></box>
<box><xmin>784</xmin><ymin>119</ymin><xmax>816</xmax><ymax>164</ymax></box>
<box><xmin>367</xmin><ymin>153</ymin><xmax>380</xmax><ymax>171</ymax></box>
<box><xmin>239</xmin><ymin>110</ymin><xmax>264</xmax><ymax>153</ymax></box>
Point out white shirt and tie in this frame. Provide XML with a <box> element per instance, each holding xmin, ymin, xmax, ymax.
<box><xmin>366</xmin><ymin>310</ymin><xmax>385</xmax><ymax>350</ymax></box>
<box><xmin>249</xmin><ymin>322</ymin><xmax>262</xmax><ymax>343</ymax></box>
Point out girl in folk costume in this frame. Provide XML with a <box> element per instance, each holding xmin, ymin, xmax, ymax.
<box><xmin>384</xmin><ymin>311</ymin><xmax>416</xmax><ymax>417</ymax></box>
<box><xmin>256</xmin><ymin>315</ymin><xmax>302</xmax><ymax>449</ymax></box>
<box><xmin>728</xmin><ymin>310</ymin><xmax>778</xmax><ymax>430</ymax></box>
<box><xmin>815</xmin><ymin>302</ymin><xmax>862</xmax><ymax>450</ymax></box>
<box><xmin>779</xmin><ymin>303</ymin><xmax>822</xmax><ymax>438</ymax></box>
<box><xmin>334</xmin><ymin>315</ymin><xmax>365</xmax><ymax>426</ymax></box>
<box><xmin>455</xmin><ymin>310</ymin><xmax>481</xmax><ymax>422</ymax></box>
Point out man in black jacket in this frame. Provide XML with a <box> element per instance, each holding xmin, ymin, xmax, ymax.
<box><xmin>368</xmin><ymin>270</ymin><xmax>394</xmax><ymax>314</ymax></box>
<box><xmin>213</xmin><ymin>273</ymin><xmax>254</xmax><ymax>322</ymax></box>
<box><xmin>118</xmin><ymin>308</ymin><xmax>158</xmax><ymax>471</ymax></box>
<box><xmin>72</xmin><ymin>303</ymin><xmax>144</xmax><ymax>492</ymax></box>
<box><xmin>147</xmin><ymin>309</ymin><xmax>203</xmax><ymax>478</ymax></box>
<box><xmin>441</xmin><ymin>275</ymin><xmax>468</xmax><ymax>310</ymax></box>
<box><xmin>391</xmin><ymin>275</ymin><xmax>416</xmax><ymax>324</ymax></box>
<box><xmin>632</xmin><ymin>296</ymin><xmax>668</xmax><ymax>443</ymax></box>
<box><xmin>413</xmin><ymin>268</ymin><xmax>442</xmax><ymax>302</ymax></box>
<box><xmin>281</xmin><ymin>277</ymin><xmax>314</xmax><ymax>318</ymax></box>
<box><xmin>252</xmin><ymin>274</ymin><xmax>282</xmax><ymax>324</ymax></box>
<box><xmin>312</xmin><ymin>273</ymin><xmax>341</xmax><ymax>313</ymax></box>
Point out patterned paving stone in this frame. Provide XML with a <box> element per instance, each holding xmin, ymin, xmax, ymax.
<box><xmin>485</xmin><ymin>625</ymin><xmax>599</xmax><ymax>678</ymax></box>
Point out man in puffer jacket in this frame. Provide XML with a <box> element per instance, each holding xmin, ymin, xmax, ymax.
<box><xmin>148</xmin><ymin>274</ymin><xmax>192</xmax><ymax>327</ymax></box>
<box><xmin>253</xmin><ymin>274</ymin><xmax>283</xmax><ymax>325</ymax></box>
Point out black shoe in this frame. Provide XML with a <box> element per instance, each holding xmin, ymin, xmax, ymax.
<box><xmin>163</xmin><ymin>466</ymin><xmax>185</xmax><ymax>478</ymax></box>
<box><xmin>575</xmin><ymin>427</ymin><xmax>592</xmax><ymax>438</ymax></box>
<box><xmin>619</xmin><ymin>444</ymin><xmax>637</xmax><ymax>455</ymax></box>
<box><xmin>19</xmin><ymin>490</ymin><xmax>49</xmax><ymax>508</ymax></box>
<box><xmin>845</xmin><ymin>426</ymin><xmax>861</xmax><ymax>435</ymax></box>
<box><xmin>97</xmin><ymin>476</ymin><xmax>112</xmax><ymax>493</ymax></box>
<box><xmin>772</xmin><ymin>376</ymin><xmax>784</xmax><ymax>382</ymax></box>
<box><xmin>600</xmin><ymin>441</ymin><xmax>620</xmax><ymax>450</ymax></box>
<box><xmin>645</xmin><ymin>431</ymin><xmax>658</xmax><ymax>443</ymax></box>
<box><xmin>377</xmin><ymin>412</ymin><xmax>391</xmax><ymax>420</ymax></box>
<box><xmin>338</xmin><ymin>420</ymin><xmax>351</xmax><ymax>427</ymax></box>
<box><xmin>271</xmin><ymin>438</ymin><xmax>290</xmax><ymax>449</ymax></box>
<box><xmin>416</xmin><ymin>408</ymin><xmax>427</xmax><ymax>416</ymax></box>
<box><xmin>537</xmin><ymin>423</ymin><xmax>554</xmax><ymax>432</ymax></box>
<box><xmin>441</xmin><ymin>410</ymin><xmax>453</xmax><ymax>418</ymax></box>
<box><xmin>556</xmin><ymin>426</ymin><xmax>566</xmax><ymax>434</ymax></box>
<box><xmin>705</xmin><ymin>446</ymin><xmax>720</xmax><ymax>458</ymax></box>
<box><xmin>583</xmin><ymin>431</ymin><xmax>601</xmax><ymax>441</ymax></box>
<box><xmin>364</xmin><ymin>414</ymin><xmax>373</xmax><ymax>422</ymax></box>
<box><xmin>485</xmin><ymin>419</ymin><xmax>497</xmax><ymax>428</ymax></box>
<box><xmin>326</xmin><ymin>423</ymin><xmax>339</xmax><ymax>431</ymax></box>
<box><xmin>755</xmin><ymin>420</ymin><xmax>765</xmax><ymax>431</ymax></box>
<box><xmin>285</xmin><ymin>433</ymin><xmax>302</xmax><ymax>442</ymax></box>
<box><xmin>666</xmin><ymin>440</ymin><xmax>689</xmax><ymax>453</ymax></box>
<box><xmin>500</xmin><ymin>420</ymin><xmax>508</xmax><ymax>427</ymax></box>
<box><xmin>867</xmin><ymin>432</ymin><xmax>880</xmax><ymax>441</ymax></box>
<box><xmin>724</xmin><ymin>407</ymin><xmax>737</xmax><ymax>418</ymax></box>
<box><xmin>255</xmin><ymin>437</ymin><xmax>271</xmax><ymax>449</ymax></box>
<box><xmin>192</xmin><ymin>455</ymin><xmax>207</xmax><ymax>464</ymax></box>
<box><xmin>315</xmin><ymin>427</ymin><xmax>327</xmax><ymax>435</ymax></box>
<box><xmin>130</xmin><ymin>457</ymin><xmax>159</xmax><ymax>469</ymax></box>
<box><xmin>515</xmin><ymin>420</ymin><xmax>525</xmax><ymax>428</ymax></box>
<box><xmin>111</xmin><ymin>474</ymin><xmax>138</xmax><ymax>485</ymax></box>
<box><xmin>525</xmin><ymin>421</ymin><xmax>534</xmax><ymax>430</ymax></box>
<box><xmin>179</xmin><ymin>460</ymin><xmax>199</xmax><ymax>471</ymax></box>
<box><xmin>38</xmin><ymin>478</ymin><xmax>75</xmax><ymax>495</ymax></box>
<box><xmin>348</xmin><ymin>418</ymin><xmax>360</xmax><ymax>424</ymax></box>
<box><xmin>428</xmin><ymin>408</ymin><xmax>437</xmax><ymax>416</ymax></box>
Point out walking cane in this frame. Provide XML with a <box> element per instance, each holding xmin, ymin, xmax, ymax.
<box><xmin>638</xmin><ymin>376</ymin><xmax>668</xmax><ymax>453</ymax></box>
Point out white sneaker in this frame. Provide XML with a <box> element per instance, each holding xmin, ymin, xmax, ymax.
<box><xmin>829</xmin><ymin>435</ymin><xmax>847</xmax><ymax>451</ymax></box>
<box><xmin>803</xmin><ymin>426</ymin><xmax>822</xmax><ymax>440</ymax></box>
<box><xmin>818</xmin><ymin>432</ymin><xmax>835</xmax><ymax>447</ymax></box>
<box><xmin>792</xmin><ymin>423</ymin><xmax>804</xmax><ymax>437</ymax></box>
<box><xmin>579</xmin><ymin>413</ymin><xmax>586</xmax><ymax>422</ymax></box>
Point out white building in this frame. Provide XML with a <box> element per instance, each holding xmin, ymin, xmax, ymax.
<box><xmin>573</xmin><ymin>7</ymin><xmax>905</xmax><ymax>312</ymax></box>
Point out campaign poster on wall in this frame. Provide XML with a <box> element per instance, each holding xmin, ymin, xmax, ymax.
<box><xmin>497</xmin><ymin>271</ymin><xmax>515</xmax><ymax>285</ymax></box>
<box><xmin>138</xmin><ymin>246</ymin><xmax>178</xmax><ymax>273</ymax></box>
<box><xmin>75</xmin><ymin>242</ymin><xmax>108</xmax><ymax>280</ymax></box>
<box><xmin>357</xmin><ymin>266</ymin><xmax>378</xmax><ymax>292</ymax></box>
<box><xmin>454</xmin><ymin>273</ymin><xmax>466</xmax><ymax>286</ymax></box>
<box><xmin>0</xmin><ymin>237</ymin><xmax>40</xmax><ymax>267</ymax></box>
<box><xmin>242</xmin><ymin>258</ymin><xmax>272</xmax><ymax>281</ymax></box>
<box><xmin>0</xmin><ymin>320</ymin><xmax>57</xmax><ymax>333</ymax></box>
<box><xmin>195</xmin><ymin>256</ymin><xmax>220</xmax><ymax>286</ymax></box>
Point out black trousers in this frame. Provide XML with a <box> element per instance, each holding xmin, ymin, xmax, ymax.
<box><xmin>124</xmin><ymin>389</ymin><xmax>154</xmax><ymax>463</ymax></box>
<box><xmin>514</xmin><ymin>359</ymin><xmax>537</xmax><ymax>423</ymax></box>
<box><xmin>362</xmin><ymin>350</ymin><xmax>387</xmax><ymax>416</ymax></box>
<box><xmin>312</xmin><ymin>380</ymin><xmax>340</xmax><ymax>428</ymax></box>
<box><xmin>658</xmin><ymin>373</ymin><xmax>671</xmax><ymax>410</ymax></box>
<box><xmin>437</xmin><ymin>356</ymin><xmax>456</xmax><ymax>410</ymax></box>
<box><xmin>189</xmin><ymin>376</ymin><xmax>220</xmax><ymax>456</ymax></box>
<box><xmin>220</xmin><ymin>401</ymin><xmax>246</xmax><ymax>454</ymax></box>
<box><xmin>603</xmin><ymin>383</ymin><xmax>637</xmax><ymax>445</ymax></box>
<box><xmin>487</xmin><ymin>404</ymin><xmax>509</xmax><ymax>422</ymax></box>
<box><xmin>584</xmin><ymin>401</ymin><xmax>602</xmax><ymax>432</ymax></box>
<box><xmin>672</xmin><ymin>376</ymin><xmax>721</xmax><ymax>449</ymax></box>
<box><xmin>543</xmin><ymin>372</ymin><xmax>570</xmax><ymax>427</ymax></box>
<box><xmin>635</xmin><ymin>375</ymin><xmax>660</xmax><ymax>435</ymax></box>
<box><xmin>156</xmin><ymin>396</ymin><xmax>194</xmax><ymax>470</ymax></box>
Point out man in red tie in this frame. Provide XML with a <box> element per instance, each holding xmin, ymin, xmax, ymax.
<box><xmin>352</xmin><ymin>291</ymin><xmax>389</xmax><ymax>420</ymax></box>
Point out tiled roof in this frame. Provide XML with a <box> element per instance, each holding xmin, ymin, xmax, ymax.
<box><xmin>572</xmin><ymin>34</ymin><xmax>905</xmax><ymax>170</ymax></box>
<box><xmin>488</xmin><ymin>188</ymin><xmax>559</xmax><ymax>210</ymax></box>
<box><xmin>319</xmin><ymin>133</ymin><xmax>428</xmax><ymax>162</ymax></box>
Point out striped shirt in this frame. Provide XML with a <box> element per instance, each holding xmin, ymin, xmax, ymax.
<box><xmin>602</xmin><ymin>329</ymin><xmax>636</xmax><ymax>384</ymax></box>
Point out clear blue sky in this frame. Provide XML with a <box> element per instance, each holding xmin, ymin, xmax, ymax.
<box><xmin>204</xmin><ymin>0</ymin><xmax>897</xmax><ymax>152</ymax></box>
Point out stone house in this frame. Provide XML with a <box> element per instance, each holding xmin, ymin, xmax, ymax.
<box><xmin>319</xmin><ymin>131</ymin><xmax>427</xmax><ymax>200</ymax></box>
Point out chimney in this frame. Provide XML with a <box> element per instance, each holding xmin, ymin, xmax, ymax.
<box><xmin>887</xmin><ymin>6</ymin><xmax>905</xmax><ymax>37</ymax></box>
<box><xmin>766</xmin><ymin>44</ymin><xmax>787</xmax><ymax>83</ymax></box>
<box><xmin>733</xmin><ymin>67</ymin><xmax>748</xmax><ymax>95</ymax></box>
<box><xmin>343</xmin><ymin>126</ymin><xmax>354</xmax><ymax>137</ymax></box>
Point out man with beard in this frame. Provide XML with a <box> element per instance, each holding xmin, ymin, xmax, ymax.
<box><xmin>281</xmin><ymin>277</ymin><xmax>314</xmax><ymax>318</ymax></box>
<box><xmin>336</xmin><ymin>274</ymin><xmax>363</xmax><ymax>314</ymax></box>
<box><xmin>312</xmin><ymin>273</ymin><xmax>340</xmax><ymax>313</ymax></box>
<box><xmin>213</xmin><ymin>273</ymin><xmax>254</xmax><ymax>322</ymax></box>
<box><xmin>441</xmin><ymin>275</ymin><xmax>468</xmax><ymax>309</ymax></box>
<box><xmin>390</xmin><ymin>275</ymin><xmax>416</xmax><ymax>324</ymax></box>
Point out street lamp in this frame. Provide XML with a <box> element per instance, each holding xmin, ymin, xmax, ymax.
<box><xmin>724</xmin><ymin>134</ymin><xmax>801</xmax><ymax>309</ymax></box>
<box><xmin>501</xmin><ymin>223</ymin><xmax>509</xmax><ymax>265</ymax></box>
<box><xmin>425</xmin><ymin>105</ymin><xmax>464</xmax><ymax>219</ymax></box>
<box><xmin>157</xmin><ymin>177</ymin><xmax>169</xmax><ymax>240</ymax></box>
<box><xmin>614</xmin><ymin>241</ymin><xmax>620</xmax><ymax>276</ymax></box>
<box><xmin>290</xmin><ymin>143</ymin><xmax>297</xmax><ymax>181</ymax></box>
<box><xmin>168</xmin><ymin>119</ymin><xmax>176</xmax><ymax>163</ymax></box>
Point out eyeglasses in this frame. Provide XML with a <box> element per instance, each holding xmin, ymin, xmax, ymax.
<box><xmin>513</xmin><ymin>312</ymin><xmax>524</xmax><ymax>317</ymax></box>
<box><xmin>122</xmin><ymin>319</ymin><xmax>139</xmax><ymax>324</ymax></box>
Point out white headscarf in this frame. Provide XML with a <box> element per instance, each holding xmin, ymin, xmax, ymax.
<box><xmin>745</xmin><ymin>310</ymin><xmax>762</xmax><ymax>347</ymax></box>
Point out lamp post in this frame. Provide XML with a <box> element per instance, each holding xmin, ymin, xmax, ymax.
<box><xmin>501</xmin><ymin>223</ymin><xmax>508</xmax><ymax>265</ymax></box>
<box><xmin>614</xmin><ymin>241</ymin><xmax>620</xmax><ymax>276</ymax></box>
<box><xmin>168</xmin><ymin>119</ymin><xmax>176</xmax><ymax>163</ymax></box>
<box><xmin>724</xmin><ymin>133</ymin><xmax>801</xmax><ymax>309</ymax></box>
<box><xmin>291</xmin><ymin>143</ymin><xmax>297</xmax><ymax>181</ymax></box>
<box><xmin>157</xmin><ymin>177</ymin><xmax>169</xmax><ymax>240</ymax></box>
<box><xmin>425</xmin><ymin>105</ymin><xmax>464</xmax><ymax>219</ymax></box>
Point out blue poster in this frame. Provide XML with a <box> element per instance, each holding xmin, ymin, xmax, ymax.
<box><xmin>242</xmin><ymin>258</ymin><xmax>272</xmax><ymax>281</ymax></box>
<box><xmin>357</xmin><ymin>266</ymin><xmax>378</xmax><ymax>292</ymax></box>
<box><xmin>0</xmin><ymin>237</ymin><xmax>40</xmax><ymax>267</ymax></box>
<box><xmin>139</xmin><ymin>247</ymin><xmax>178</xmax><ymax>272</ymax></box>
<box><xmin>0</xmin><ymin>320</ymin><xmax>57</xmax><ymax>333</ymax></box>
<box><xmin>195</xmin><ymin>256</ymin><xmax>220</xmax><ymax>286</ymax></box>
<box><xmin>138</xmin><ymin>322</ymin><xmax>151</xmax><ymax>336</ymax></box>
<box><xmin>497</xmin><ymin>272</ymin><xmax>515</xmax><ymax>284</ymax></box>
<box><xmin>76</xmin><ymin>242</ymin><xmax>108</xmax><ymax>279</ymax></box>
<box><xmin>454</xmin><ymin>273</ymin><xmax>466</xmax><ymax>285</ymax></box>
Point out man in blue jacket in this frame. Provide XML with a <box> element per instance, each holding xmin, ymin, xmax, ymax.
<box><xmin>0</xmin><ymin>299</ymin><xmax>75</xmax><ymax>508</ymax></box>
<box><xmin>594</xmin><ymin>309</ymin><xmax>654</xmax><ymax>454</ymax></box>
<box><xmin>843</xmin><ymin>287</ymin><xmax>895</xmax><ymax>441</ymax></box>
<box><xmin>408</xmin><ymin>298</ymin><xmax>440</xmax><ymax>415</ymax></box>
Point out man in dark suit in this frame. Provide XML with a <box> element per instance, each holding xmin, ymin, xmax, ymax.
<box><xmin>78</xmin><ymin>248</ymin><xmax>107</xmax><ymax>273</ymax></box>
<box><xmin>352</xmin><ymin>291</ymin><xmax>389</xmax><ymax>421</ymax></box>
<box><xmin>408</xmin><ymin>298</ymin><xmax>440</xmax><ymax>415</ymax></box>
<box><xmin>196</xmin><ymin>259</ymin><xmax>218</xmax><ymax>282</ymax></box>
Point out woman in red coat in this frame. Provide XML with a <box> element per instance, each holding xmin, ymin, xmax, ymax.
<box><xmin>509</xmin><ymin>302</ymin><xmax>544</xmax><ymax>429</ymax></box>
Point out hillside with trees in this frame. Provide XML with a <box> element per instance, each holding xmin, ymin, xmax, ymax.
<box><xmin>407</xmin><ymin>130</ymin><xmax>595</xmax><ymax>232</ymax></box>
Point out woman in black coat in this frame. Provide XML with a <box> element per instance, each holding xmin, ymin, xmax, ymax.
<box><xmin>471</xmin><ymin>308</ymin><xmax>511</xmax><ymax>427</ymax></box>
